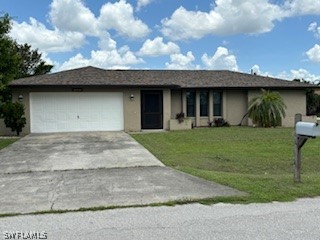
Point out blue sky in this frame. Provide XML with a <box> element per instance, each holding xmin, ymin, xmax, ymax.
<box><xmin>1</xmin><ymin>0</ymin><xmax>320</xmax><ymax>82</ymax></box>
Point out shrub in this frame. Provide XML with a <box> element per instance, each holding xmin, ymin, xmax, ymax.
<box><xmin>248</xmin><ymin>89</ymin><xmax>286</xmax><ymax>127</ymax></box>
<box><xmin>213</xmin><ymin>118</ymin><xmax>230</xmax><ymax>127</ymax></box>
<box><xmin>175</xmin><ymin>112</ymin><xmax>185</xmax><ymax>123</ymax></box>
<box><xmin>1</xmin><ymin>102</ymin><xmax>26</xmax><ymax>136</ymax></box>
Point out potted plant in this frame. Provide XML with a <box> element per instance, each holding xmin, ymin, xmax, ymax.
<box><xmin>176</xmin><ymin>112</ymin><xmax>185</xmax><ymax>123</ymax></box>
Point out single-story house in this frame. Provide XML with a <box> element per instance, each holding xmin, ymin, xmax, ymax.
<box><xmin>1</xmin><ymin>66</ymin><xmax>315</xmax><ymax>135</ymax></box>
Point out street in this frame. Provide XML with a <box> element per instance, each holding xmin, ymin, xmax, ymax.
<box><xmin>1</xmin><ymin>197</ymin><xmax>320</xmax><ymax>240</ymax></box>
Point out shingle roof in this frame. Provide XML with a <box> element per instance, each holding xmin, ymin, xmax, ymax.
<box><xmin>9</xmin><ymin>66</ymin><xmax>314</xmax><ymax>89</ymax></box>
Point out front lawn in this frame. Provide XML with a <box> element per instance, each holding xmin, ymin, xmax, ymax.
<box><xmin>131</xmin><ymin>127</ymin><xmax>320</xmax><ymax>203</ymax></box>
<box><xmin>0</xmin><ymin>138</ymin><xmax>18</xmax><ymax>150</ymax></box>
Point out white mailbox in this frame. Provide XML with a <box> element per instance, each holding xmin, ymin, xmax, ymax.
<box><xmin>296</xmin><ymin>122</ymin><xmax>320</xmax><ymax>137</ymax></box>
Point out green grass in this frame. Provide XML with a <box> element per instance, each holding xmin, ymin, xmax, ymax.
<box><xmin>0</xmin><ymin>138</ymin><xmax>18</xmax><ymax>150</ymax></box>
<box><xmin>131</xmin><ymin>127</ymin><xmax>320</xmax><ymax>203</ymax></box>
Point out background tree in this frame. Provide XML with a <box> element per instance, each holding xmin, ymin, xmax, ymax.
<box><xmin>17</xmin><ymin>43</ymin><xmax>53</xmax><ymax>78</ymax></box>
<box><xmin>0</xmin><ymin>14</ymin><xmax>20</xmax><ymax>95</ymax></box>
<box><xmin>0</xmin><ymin>14</ymin><xmax>53</xmax><ymax>89</ymax></box>
<box><xmin>293</xmin><ymin>79</ymin><xmax>320</xmax><ymax>116</ymax></box>
<box><xmin>248</xmin><ymin>89</ymin><xmax>287</xmax><ymax>127</ymax></box>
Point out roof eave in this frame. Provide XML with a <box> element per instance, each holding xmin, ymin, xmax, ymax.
<box><xmin>9</xmin><ymin>84</ymin><xmax>181</xmax><ymax>89</ymax></box>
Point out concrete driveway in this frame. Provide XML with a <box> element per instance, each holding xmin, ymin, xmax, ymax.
<box><xmin>0</xmin><ymin>132</ymin><xmax>163</xmax><ymax>174</ymax></box>
<box><xmin>0</xmin><ymin>132</ymin><xmax>245</xmax><ymax>215</ymax></box>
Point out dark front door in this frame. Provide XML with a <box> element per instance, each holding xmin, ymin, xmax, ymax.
<box><xmin>141</xmin><ymin>90</ymin><xmax>163</xmax><ymax>129</ymax></box>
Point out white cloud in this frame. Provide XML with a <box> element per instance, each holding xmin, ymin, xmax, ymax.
<box><xmin>278</xmin><ymin>68</ymin><xmax>320</xmax><ymax>82</ymax></box>
<box><xmin>251</xmin><ymin>65</ymin><xmax>320</xmax><ymax>83</ymax></box>
<box><xmin>98</xmin><ymin>31</ymin><xmax>117</xmax><ymax>51</ymax></box>
<box><xmin>58</xmin><ymin>54</ymin><xmax>89</xmax><ymax>71</ymax></box>
<box><xmin>40</xmin><ymin>52</ymin><xmax>59</xmax><ymax>67</ymax></box>
<box><xmin>249</xmin><ymin>64</ymin><xmax>273</xmax><ymax>76</ymax></box>
<box><xmin>308</xmin><ymin>22</ymin><xmax>318</xmax><ymax>32</ymax></box>
<box><xmin>165</xmin><ymin>51</ymin><xmax>199</xmax><ymax>70</ymax></box>
<box><xmin>49</xmin><ymin>0</ymin><xmax>98</xmax><ymax>35</ymax></box>
<box><xmin>50</xmin><ymin>0</ymin><xmax>149</xmax><ymax>39</ymax></box>
<box><xmin>290</xmin><ymin>69</ymin><xmax>320</xmax><ymax>81</ymax></box>
<box><xmin>58</xmin><ymin>47</ymin><xmax>144</xmax><ymax>71</ymax></box>
<box><xmin>138</xmin><ymin>37</ymin><xmax>180</xmax><ymax>57</ymax></box>
<box><xmin>284</xmin><ymin>0</ymin><xmax>320</xmax><ymax>15</ymax></box>
<box><xmin>160</xmin><ymin>0</ymin><xmax>320</xmax><ymax>40</ymax></box>
<box><xmin>306</xmin><ymin>44</ymin><xmax>320</xmax><ymax>63</ymax></box>
<box><xmin>308</xmin><ymin>22</ymin><xmax>320</xmax><ymax>38</ymax></box>
<box><xmin>10</xmin><ymin>18</ymin><xmax>85</xmax><ymax>53</ymax></box>
<box><xmin>161</xmin><ymin>0</ymin><xmax>285</xmax><ymax>40</ymax></box>
<box><xmin>201</xmin><ymin>47</ymin><xmax>238</xmax><ymax>71</ymax></box>
<box><xmin>251</xmin><ymin>64</ymin><xmax>261</xmax><ymax>75</ymax></box>
<box><xmin>10</xmin><ymin>0</ymin><xmax>150</xmax><ymax>56</ymax></box>
<box><xmin>98</xmin><ymin>0</ymin><xmax>150</xmax><ymax>38</ymax></box>
<box><xmin>136</xmin><ymin>0</ymin><xmax>153</xmax><ymax>11</ymax></box>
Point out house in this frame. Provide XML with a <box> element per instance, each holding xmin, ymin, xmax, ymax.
<box><xmin>0</xmin><ymin>66</ymin><xmax>315</xmax><ymax>135</ymax></box>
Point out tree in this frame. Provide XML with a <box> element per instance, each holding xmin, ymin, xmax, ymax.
<box><xmin>1</xmin><ymin>102</ymin><xmax>26</xmax><ymax>136</ymax></box>
<box><xmin>0</xmin><ymin>14</ymin><xmax>20</xmax><ymax>92</ymax></box>
<box><xmin>17</xmin><ymin>43</ymin><xmax>53</xmax><ymax>79</ymax></box>
<box><xmin>0</xmin><ymin>14</ymin><xmax>53</xmax><ymax>88</ymax></box>
<box><xmin>248</xmin><ymin>89</ymin><xmax>287</xmax><ymax>127</ymax></box>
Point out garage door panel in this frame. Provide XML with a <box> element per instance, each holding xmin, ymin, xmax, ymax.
<box><xmin>30</xmin><ymin>92</ymin><xmax>124</xmax><ymax>133</ymax></box>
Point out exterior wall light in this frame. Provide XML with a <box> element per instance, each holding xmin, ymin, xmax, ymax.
<box><xmin>130</xmin><ymin>94</ymin><xmax>134</xmax><ymax>101</ymax></box>
<box><xmin>18</xmin><ymin>95</ymin><xmax>23</xmax><ymax>102</ymax></box>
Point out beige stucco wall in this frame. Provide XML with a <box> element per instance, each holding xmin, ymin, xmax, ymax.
<box><xmin>163</xmin><ymin>89</ymin><xmax>171</xmax><ymax>130</ymax></box>
<box><xmin>225</xmin><ymin>90</ymin><xmax>248</xmax><ymax>126</ymax></box>
<box><xmin>278</xmin><ymin>90</ymin><xmax>306</xmax><ymax>127</ymax></box>
<box><xmin>171</xmin><ymin>90</ymin><xmax>182</xmax><ymax>119</ymax></box>
<box><xmin>0</xmin><ymin>121</ymin><xmax>15</xmax><ymax>136</ymax></box>
<box><xmin>123</xmin><ymin>88</ymin><xmax>141</xmax><ymax>132</ymax></box>
<box><xmin>248</xmin><ymin>89</ymin><xmax>306</xmax><ymax>127</ymax></box>
<box><xmin>124</xmin><ymin>88</ymin><xmax>171</xmax><ymax>131</ymax></box>
<box><xmin>200</xmin><ymin>117</ymin><xmax>210</xmax><ymax>126</ymax></box>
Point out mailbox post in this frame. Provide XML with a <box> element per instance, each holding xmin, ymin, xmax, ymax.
<box><xmin>294</xmin><ymin>120</ymin><xmax>320</xmax><ymax>183</ymax></box>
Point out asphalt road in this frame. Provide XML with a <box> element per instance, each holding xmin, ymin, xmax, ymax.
<box><xmin>1</xmin><ymin>198</ymin><xmax>320</xmax><ymax>240</ymax></box>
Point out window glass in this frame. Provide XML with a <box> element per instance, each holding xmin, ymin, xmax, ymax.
<box><xmin>213</xmin><ymin>91</ymin><xmax>222</xmax><ymax>116</ymax></box>
<box><xmin>186</xmin><ymin>90</ymin><xmax>196</xmax><ymax>117</ymax></box>
<box><xmin>200</xmin><ymin>91</ymin><xmax>208</xmax><ymax>116</ymax></box>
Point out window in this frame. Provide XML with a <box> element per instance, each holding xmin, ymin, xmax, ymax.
<box><xmin>186</xmin><ymin>90</ymin><xmax>196</xmax><ymax>117</ymax></box>
<box><xmin>200</xmin><ymin>91</ymin><xmax>209</xmax><ymax>116</ymax></box>
<box><xmin>213</xmin><ymin>91</ymin><xmax>222</xmax><ymax>116</ymax></box>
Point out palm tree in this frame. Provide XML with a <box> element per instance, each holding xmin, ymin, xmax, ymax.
<box><xmin>248</xmin><ymin>89</ymin><xmax>287</xmax><ymax>127</ymax></box>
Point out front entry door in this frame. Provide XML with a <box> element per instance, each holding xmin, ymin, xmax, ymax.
<box><xmin>141</xmin><ymin>90</ymin><xmax>163</xmax><ymax>129</ymax></box>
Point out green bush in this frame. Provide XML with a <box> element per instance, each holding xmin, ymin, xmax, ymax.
<box><xmin>248</xmin><ymin>89</ymin><xmax>286</xmax><ymax>127</ymax></box>
<box><xmin>213</xmin><ymin>118</ymin><xmax>230</xmax><ymax>127</ymax></box>
<box><xmin>1</xmin><ymin>102</ymin><xmax>26</xmax><ymax>136</ymax></box>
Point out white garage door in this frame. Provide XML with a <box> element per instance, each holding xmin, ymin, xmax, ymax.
<box><xmin>30</xmin><ymin>92</ymin><xmax>124</xmax><ymax>133</ymax></box>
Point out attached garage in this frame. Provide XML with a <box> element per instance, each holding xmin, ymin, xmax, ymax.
<box><xmin>30</xmin><ymin>92</ymin><xmax>124</xmax><ymax>133</ymax></box>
